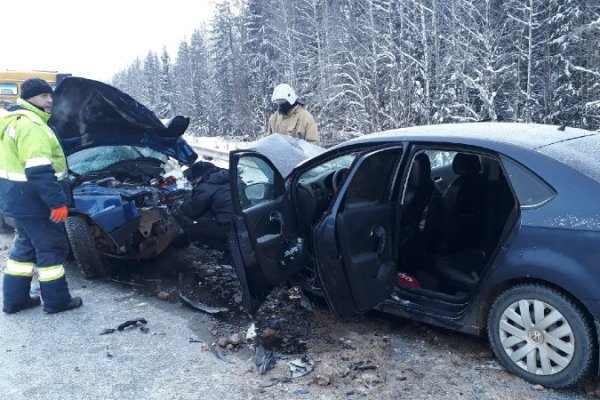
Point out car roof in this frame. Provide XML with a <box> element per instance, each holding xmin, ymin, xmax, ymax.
<box><xmin>325</xmin><ymin>122</ymin><xmax>600</xmax><ymax>183</ymax></box>
<box><xmin>334</xmin><ymin>122</ymin><xmax>598</xmax><ymax>151</ymax></box>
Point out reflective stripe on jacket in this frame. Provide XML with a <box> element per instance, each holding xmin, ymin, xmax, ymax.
<box><xmin>267</xmin><ymin>104</ymin><xmax>320</xmax><ymax>145</ymax></box>
<box><xmin>0</xmin><ymin>99</ymin><xmax>70</xmax><ymax>218</ymax></box>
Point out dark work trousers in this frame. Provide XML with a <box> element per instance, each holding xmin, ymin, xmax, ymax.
<box><xmin>188</xmin><ymin>216</ymin><xmax>230</xmax><ymax>251</ymax></box>
<box><xmin>3</xmin><ymin>218</ymin><xmax>72</xmax><ymax>309</ymax></box>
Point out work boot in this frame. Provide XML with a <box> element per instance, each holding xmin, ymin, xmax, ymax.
<box><xmin>43</xmin><ymin>296</ymin><xmax>83</xmax><ymax>314</ymax></box>
<box><xmin>3</xmin><ymin>297</ymin><xmax>42</xmax><ymax>314</ymax></box>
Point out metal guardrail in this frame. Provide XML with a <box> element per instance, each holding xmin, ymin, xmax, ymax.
<box><xmin>190</xmin><ymin>144</ymin><xmax>231</xmax><ymax>166</ymax></box>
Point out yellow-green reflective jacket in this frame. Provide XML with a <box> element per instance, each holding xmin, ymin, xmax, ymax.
<box><xmin>0</xmin><ymin>99</ymin><xmax>70</xmax><ymax>218</ymax></box>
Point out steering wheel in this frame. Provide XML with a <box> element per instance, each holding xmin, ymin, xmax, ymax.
<box><xmin>332</xmin><ymin>168</ymin><xmax>349</xmax><ymax>193</ymax></box>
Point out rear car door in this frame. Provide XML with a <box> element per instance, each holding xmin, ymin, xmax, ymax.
<box><xmin>313</xmin><ymin>146</ymin><xmax>404</xmax><ymax>319</ymax></box>
<box><xmin>229</xmin><ymin>150</ymin><xmax>306</xmax><ymax>312</ymax></box>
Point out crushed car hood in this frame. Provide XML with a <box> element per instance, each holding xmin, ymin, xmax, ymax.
<box><xmin>246</xmin><ymin>133</ymin><xmax>325</xmax><ymax>178</ymax></box>
<box><xmin>50</xmin><ymin>77</ymin><xmax>198</xmax><ymax>166</ymax></box>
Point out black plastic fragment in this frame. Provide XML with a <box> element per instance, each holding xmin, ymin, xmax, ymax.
<box><xmin>254</xmin><ymin>345</ymin><xmax>276</xmax><ymax>374</ymax></box>
<box><xmin>117</xmin><ymin>318</ymin><xmax>148</xmax><ymax>331</ymax></box>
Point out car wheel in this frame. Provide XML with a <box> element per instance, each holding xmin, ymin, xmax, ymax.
<box><xmin>0</xmin><ymin>214</ymin><xmax>14</xmax><ymax>233</ymax></box>
<box><xmin>65</xmin><ymin>216</ymin><xmax>106</xmax><ymax>279</ymax></box>
<box><xmin>487</xmin><ymin>284</ymin><xmax>595</xmax><ymax>388</ymax></box>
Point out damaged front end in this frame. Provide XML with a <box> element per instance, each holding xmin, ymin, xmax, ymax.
<box><xmin>71</xmin><ymin>176</ymin><xmax>187</xmax><ymax>260</ymax></box>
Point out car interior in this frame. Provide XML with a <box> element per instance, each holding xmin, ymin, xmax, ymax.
<box><xmin>281</xmin><ymin>147</ymin><xmax>516</xmax><ymax>302</ymax></box>
<box><xmin>395</xmin><ymin>149</ymin><xmax>517</xmax><ymax>298</ymax></box>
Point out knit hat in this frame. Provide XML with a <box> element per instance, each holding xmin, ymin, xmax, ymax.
<box><xmin>186</xmin><ymin>161</ymin><xmax>217</xmax><ymax>180</ymax></box>
<box><xmin>20</xmin><ymin>78</ymin><xmax>53</xmax><ymax>99</ymax></box>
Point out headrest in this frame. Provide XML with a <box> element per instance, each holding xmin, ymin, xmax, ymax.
<box><xmin>452</xmin><ymin>153</ymin><xmax>481</xmax><ymax>176</ymax></box>
<box><xmin>408</xmin><ymin>153</ymin><xmax>431</xmax><ymax>186</ymax></box>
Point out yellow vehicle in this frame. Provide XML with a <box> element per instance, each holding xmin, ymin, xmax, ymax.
<box><xmin>0</xmin><ymin>70</ymin><xmax>71</xmax><ymax>108</ymax></box>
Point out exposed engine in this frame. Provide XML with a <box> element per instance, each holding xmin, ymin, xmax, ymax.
<box><xmin>70</xmin><ymin>159</ymin><xmax>191</xmax><ymax>258</ymax></box>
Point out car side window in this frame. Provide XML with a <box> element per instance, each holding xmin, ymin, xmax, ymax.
<box><xmin>0</xmin><ymin>83</ymin><xmax>17</xmax><ymax>95</ymax></box>
<box><xmin>501</xmin><ymin>156</ymin><xmax>556</xmax><ymax>208</ymax></box>
<box><xmin>426</xmin><ymin>150</ymin><xmax>456</xmax><ymax>169</ymax></box>
<box><xmin>343</xmin><ymin>150</ymin><xmax>398</xmax><ymax>209</ymax></box>
<box><xmin>236</xmin><ymin>155</ymin><xmax>278</xmax><ymax>210</ymax></box>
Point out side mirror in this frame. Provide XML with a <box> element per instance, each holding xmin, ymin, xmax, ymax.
<box><xmin>245</xmin><ymin>182</ymin><xmax>269</xmax><ymax>200</ymax></box>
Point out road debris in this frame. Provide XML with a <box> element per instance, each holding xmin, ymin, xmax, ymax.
<box><xmin>254</xmin><ymin>345</ymin><xmax>276</xmax><ymax>374</ymax></box>
<box><xmin>348</xmin><ymin>361</ymin><xmax>377</xmax><ymax>372</ymax></box>
<box><xmin>314</xmin><ymin>374</ymin><xmax>332</xmax><ymax>386</ymax></box>
<box><xmin>179</xmin><ymin>292</ymin><xmax>229</xmax><ymax>314</ymax></box>
<box><xmin>100</xmin><ymin>318</ymin><xmax>148</xmax><ymax>335</ymax></box>
<box><xmin>246</xmin><ymin>323</ymin><xmax>257</xmax><ymax>341</ymax></box>
<box><xmin>209</xmin><ymin>342</ymin><xmax>234</xmax><ymax>364</ymax></box>
<box><xmin>473</xmin><ymin>360</ymin><xmax>505</xmax><ymax>371</ymax></box>
<box><xmin>288</xmin><ymin>355</ymin><xmax>315</xmax><ymax>378</ymax></box>
<box><xmin>157</xmin><ymin>291</ymin><xmax>170</xmax><ymax>300</ymax></box>
<box><xmin>118</xmin><ymin>318</ymin><xmax>148</xmax><ymax>331</ymax></box>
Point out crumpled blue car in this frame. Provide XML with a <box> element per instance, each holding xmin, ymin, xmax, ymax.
<box><xmin>50</xmin><ymin>77</ymin><xmax>198</xmax><ymax>278</ymax></box>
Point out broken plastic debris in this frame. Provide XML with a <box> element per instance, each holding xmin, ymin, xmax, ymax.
<box><xmin>179</xmin><ymin>293</ymin><xmax>229</xmax><ymax>314</ymax></box>
<box><xmin>349</xmin><ymin>361</ymin><xmax>377</xmax><ymax>371</ymax></box>
<box><xmin>117</xmin><ymin>318</ymin><xmax>148</xmax><ymax>331</ymax></box>
<box><xmin>254</xmin><ymin>345</ymin><xmax>276</xmax><ymax>374</ymax></box>
<box><xmin>100</xmin><ymin>318</ymin><xmax>148</xmax><ymax>335</ymax></box>
<box><xmin>299</xmin><ymin>293</ymin><xmax>313</xmax><ymax>311</ymax></box>
<box><xmin>246</xmin><ymin>323</ymin><xmax>257</xmax><ymax>340</ymax></box>
<box><xmin>288</xmin><ymin>355</ymin><xmax>315</xmax><ymax>378</ymax></box>
<box><xmin>209</xmin><ymin>343</ymin><xmax>233</xmax><ymax>364</ymax></box>
<box><xmin>473</xmin><ymin>360</ymin><xmax>505</xmax><ymax>371</ymax></box>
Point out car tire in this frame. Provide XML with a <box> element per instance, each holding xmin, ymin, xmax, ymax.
<box><xmin>0</xmin><ymin>214</ymin><xmax>14</xmax><ymax>233</ymax></box>
<box><xmin>487</xmin><ymin>284</ymin><xmax>595</xmax><ymax>388</ymax></box>
<box><xmin>65</xmin><ymin>216</ymin><xmax>106</xmax><ymax>279</ymax></box>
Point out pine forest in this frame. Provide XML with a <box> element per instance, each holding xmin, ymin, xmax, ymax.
<box><xmin>111</xmin><ymin>0</ymin><xmax>600</xmax><ymax>145</ymax></box>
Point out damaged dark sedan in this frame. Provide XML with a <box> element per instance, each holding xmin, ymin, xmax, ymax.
<box><xmin>50</xmin><ymin>77</ymin><xmax>197</xmax><ymax>279</ymax></box>
<box><xmin>229</xmin><ymin>125</ymin><xmax>600</xmax><ymax>389</ymax></box>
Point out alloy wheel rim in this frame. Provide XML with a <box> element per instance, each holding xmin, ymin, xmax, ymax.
<box><xmin>498</xmin><ymin>299</ymin><xmax>574</xmax><ymax>375</ymax></box>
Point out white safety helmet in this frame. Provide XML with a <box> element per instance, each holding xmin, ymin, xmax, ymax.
<box><xmin>271</xmin><ymin>83</ymin><xmax>298</xmax><ymax>105</ymax></box>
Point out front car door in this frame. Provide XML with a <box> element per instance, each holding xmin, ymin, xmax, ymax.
<box><xmin>228</xmin><ymin>150</ymin><xmax>306</xmax><ymax>312</ymax></box>
<box><xmin>313</xmin><ymin>146</ymin><xmax>404</xmax><ymax>319</ymax></box>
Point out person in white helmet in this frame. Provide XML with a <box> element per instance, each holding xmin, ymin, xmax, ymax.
<box><xmin>267</xmin><ymin>83</ymin><xmax>320</xmax><ymax>145</ymax></box>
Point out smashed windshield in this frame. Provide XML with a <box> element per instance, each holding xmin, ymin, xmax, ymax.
<box><xmin>68</xmin><ymin>146</ymin><xmax>168</xmax><ymax>175</ymax></box>
<box><xmin>248</xmin><ymin>133</ymin><xmax>325</xmax><ymax>178</ymax></box>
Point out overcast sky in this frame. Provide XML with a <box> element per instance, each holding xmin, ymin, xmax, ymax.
<box><xmin>1</xmin><ymin>0</ymin><xmax>216</xmax><ymax>82</ymax></box>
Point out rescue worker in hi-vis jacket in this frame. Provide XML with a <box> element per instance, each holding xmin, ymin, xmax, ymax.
<box><xmin>0</xmin><ymin>78</ymin><xmax>82</xmax><ymax>314</ymax></box>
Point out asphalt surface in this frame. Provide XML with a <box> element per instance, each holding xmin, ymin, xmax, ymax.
<box><xmin>1</xmin><ymin>230</ymin><xmax>600</xmax><ymax>400</ymax></box>
<box><xmin>0</xmin><ymin>232</ymin><xmax>259</xmax><ymax>400</ymax></box>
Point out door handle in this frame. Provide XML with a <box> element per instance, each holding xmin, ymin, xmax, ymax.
<box><xmin>370</xmin><ymin>225</ymin><xmax>386</xmax><ymax>255</ymax></box>
<box><xmin>270</xmin><ymin>211</ymin><xmax>284</xmax><ymax>235</ymax></box>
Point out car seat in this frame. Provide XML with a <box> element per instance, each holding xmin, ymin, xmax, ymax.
<box><xmin>398</xmin><ymin>153</ymin><xmax>435</xmax><ymax>270</ymax></box>
<box><xmin>431</xmin><ymin>153</ymin><xmax>488</xmax><ymax>295</ymax></box>
<box><xmin>438</xmin><ymin>153</ymin><xmax>484</xmax><ymax>253</ymax></box>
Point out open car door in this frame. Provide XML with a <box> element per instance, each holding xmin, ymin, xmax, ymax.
<box><xmin>229</xmin><ymin>150</ymin><xmax>307</xmax><ymax>313</ymax></box>
<box><xmin>313</xmin><ymin>147</ymin><xmax>403</xmax><ymax>319</ymax></box>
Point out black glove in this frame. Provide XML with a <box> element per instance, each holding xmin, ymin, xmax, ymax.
<box><xmin>171</xmin><ymin>202</ymin><xmax>194</xmax><ymax>231</ymax></box>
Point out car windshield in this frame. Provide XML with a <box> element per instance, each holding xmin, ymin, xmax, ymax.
<box><xmin>68</xmin><ymin>146</ymin><xmax>168</xmax><ymax>175</ymax></box>
<box><xmin>298</xmin><ymin>153</ymin><xmax>357</xmax><ymax>183</ymax></box>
